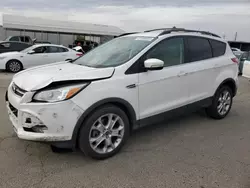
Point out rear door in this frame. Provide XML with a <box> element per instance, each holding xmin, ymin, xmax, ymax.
<box><xmin>46</xmin><ymin>46</ymin><xmax>66</xmax><ymax>63</ymax></box>
<box><xmin>183</xmin><ymin>36</ymin><xmax>216</xmax><ymax>103</ymax></box>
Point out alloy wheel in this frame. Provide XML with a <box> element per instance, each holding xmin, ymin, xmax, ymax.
<box><xmin>217</xmin><ymin>90</ymin><xmax>231</xmax><ymax>116</ymax></box>
<box><xmin>9</xmin><ymin>61</ymin><xmax>21</xmax><ymax>72</ymax></box>
<box><xmin>89</xmin><ymin>113</ymin><xmax>125</xmax><ymax>154</ymax></box>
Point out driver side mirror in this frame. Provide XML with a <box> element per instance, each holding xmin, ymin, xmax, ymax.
<box><xmin>144</xmin><ymin>58</ymin><xmax>164</xmax><ymax>71</ymax></box>
<box><xmin>27</xmin><ymin>50</ymin><xmax>35</xmax><ymax>54</ymax></box>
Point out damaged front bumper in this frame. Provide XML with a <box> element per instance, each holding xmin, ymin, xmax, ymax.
<box><xmin>6</xmin><ymin>84</ymin><xmax>84</xmax><ymax>142</ymax></box>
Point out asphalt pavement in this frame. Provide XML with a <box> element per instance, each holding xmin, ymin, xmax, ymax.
<box><xmin>0</xmin><ymin>74</ymin><xmax>250</xmax><ymax>188</ymax></box>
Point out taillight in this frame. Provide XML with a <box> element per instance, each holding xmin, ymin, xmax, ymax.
<box><xmin>76</xmin><ymin>53</ymin><xmax>83</xmax><ymax>57</ymax></box>
<box><xmin>231</xmin><ymin>57</ymin><xmax>239</xmax><ymax>64</ymax></box>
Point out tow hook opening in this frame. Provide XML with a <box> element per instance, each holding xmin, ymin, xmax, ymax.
<box><xmin>23</xmin><ymin>125</ymin><xmax>48</xmax><ymax>133</ymax></box>
<box><xmin>22</xmin><ymin>112</ymin><xmax>48</xmax><ymax>133</ymax></box>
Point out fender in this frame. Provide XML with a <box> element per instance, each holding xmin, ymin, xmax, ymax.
<box><xmin>71</xmin><ymin>97</ymin><xmax>137</xmax><ymax>149</ymax></box>
<box><xmin>214</xmin><ymin>78</ymin><xmax>237</xmax><ymax>97</ymax></box>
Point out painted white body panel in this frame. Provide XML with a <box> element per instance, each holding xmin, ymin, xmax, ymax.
<box><xmin>13</xmin><ymin>62</ymin><xmax>114</xmax><ymax>91</ymax></box>
<box><xmin>6</xmin><ymin>82</ymin><xmax>84</xmax><ymax>141</ymax></box>
<box><xmin>5</xmin><ymin>32</ymin><xmax>238</xmax><ymax>142</ymax></box>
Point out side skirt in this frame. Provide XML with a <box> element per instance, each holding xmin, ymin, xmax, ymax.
<box><xmin>135</xmin><ymin>97</ymin><xmax>213</xmax><ymax>129</ymax></box>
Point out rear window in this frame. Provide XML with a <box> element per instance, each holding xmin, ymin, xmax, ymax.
<box><xmin>209</xmin><ymin>39</ymin><xmax>226</xmax><ymax>57</ymax></box>
<box><xmin>187</xmin><ymin>37</ymin><xmax>213</xmax><ymax>62</ymax></box>
<box><xmin>58</xmin><ymin>47</ymin><xmax>69</xmax><ymax>52</ymax></box>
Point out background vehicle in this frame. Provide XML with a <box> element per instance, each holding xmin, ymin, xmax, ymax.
<box><xmin>0</xmin><ymin>44</ymin><xmax>82</xmax><ymax>72</ymax></box>
<box><xmin>240</xmin><ymin>51</ymin><xmax>250</xmax><ymax>78</ymax></box>
<box><xmin>34</xmin><ymin>41</ymin><xmax>51</xmax><ymax>44</ymax></box>
<box><xmin>6</xmin><ymin>28</ymin><xmax>238</xmax><ymax>159</ymax></box>
<box><xmin>5</xmin><ymin>36</ymin><xmax>35</xmax><ymax>45</ymax></box>
<box><xmin>0</xmin><ymin>41</ymin><xmax>31</xmax><ymax>54</ymax></box>
<box><xmin>72</xmin><ymin>46</ymin><xmax>85</xmax><ymax>54</ymax></box>
<box><xmin>231</xmin><ymin>47</ymin><xmax>243</xmax><ymax>56</ymax></box>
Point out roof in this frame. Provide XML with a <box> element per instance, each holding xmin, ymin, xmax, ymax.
<box><xmin>31</xmin><ymin>43</ymin><xmax>67</xmax><ymax>48</ymax></box>
<box><xmin>1</xmin><ymin>14</ymin><xmax>125</xmax><ymax>36</ymax></box>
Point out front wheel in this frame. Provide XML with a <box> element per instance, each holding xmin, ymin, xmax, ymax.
<box><xmin>6</xmin><ymin>60</ymin><xmax>23</xmax><ymax>73</ymax></box>
<box><xmin>78</xmin><ymin>105</ymin><xmax>130</xmax><ymax>160</ymax></box>
<box><xmin>206</xmin><ymin>85</ymin><xmax>233</xmax><ymax>119</ymax></box>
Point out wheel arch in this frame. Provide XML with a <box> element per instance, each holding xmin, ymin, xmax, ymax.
<box><xmin>6</xmin><ymin>59</ymin><xmax>23</xmax><ymax>70</ymax></box>
<box><xmin>71</xmin><ymin>97</ymin><xmax>137</xmax><ymax>149</ymax></box>
<box><xmin>215</xmin><ymin>78</ymin><xmax>237</xmax><ymax>97</ymax></box>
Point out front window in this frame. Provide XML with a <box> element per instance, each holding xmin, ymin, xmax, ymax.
<box><xmin>73</xmin><ymin>36</ymin><xmax>155</xmax><ymax>68</ymax></box>
<box><xmin>21</xmin><ymin>46</ymin><xmax>35</xmax><ymax>53</ymax></box>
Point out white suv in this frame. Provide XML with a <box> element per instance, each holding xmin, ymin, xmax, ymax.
<box><xmin>6</xmin><ymin>28</ymin><xmax>239</xmax><ymax>159</ymax></box>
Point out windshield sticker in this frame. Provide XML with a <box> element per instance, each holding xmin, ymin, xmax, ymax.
<box><xmin>135</xmin><ymin>37</ymin><xmax>154</xmax><ymax>41</ymax></box>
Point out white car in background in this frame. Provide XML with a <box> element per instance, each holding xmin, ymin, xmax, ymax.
<box><xmin>231</xmin><ymin>47</ymin><xmax>243</xmax><ymax>56</ymax></box>
<box><xmin>0</xmin><ymin>44</ymin><xmax>83</xmax><ymax>72</ymax></box>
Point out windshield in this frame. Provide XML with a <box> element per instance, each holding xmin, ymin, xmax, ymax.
<box><xmin>73</xmin><ymin>36</ymin><xmax>155</xmax><ymax>68</ymax></box>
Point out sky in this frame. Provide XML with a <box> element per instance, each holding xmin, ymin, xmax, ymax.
<box><xmin>0</xmin><ymin>0</ymin><xmax>250</xmax><ymax>41</ymax></box>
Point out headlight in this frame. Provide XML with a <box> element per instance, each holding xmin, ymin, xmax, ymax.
<box><xmin>0</xmin><ymin>56</ymin><xmax>6</xmax><ymax>60</ymax></box>
<box><xmin>33</xmin><ymin>83</ymin><xmax>89</xmax><ymax>102</ymax></box>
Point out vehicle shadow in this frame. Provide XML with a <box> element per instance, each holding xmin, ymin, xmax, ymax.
<box><xmin>48</xmin><ymin>109</ymin><xmax>209</xmax><ymax>157</ymax></box>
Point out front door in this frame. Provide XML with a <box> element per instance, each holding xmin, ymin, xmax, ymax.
<box><xmin>24</xmin><ymin>46</ymin><xmax>50</xmax><ymax>68</ymax></box>
<box><xmin>138</xmin><ymin>37</ymin><xmax>190</xmax><ymax>120</ymax></box>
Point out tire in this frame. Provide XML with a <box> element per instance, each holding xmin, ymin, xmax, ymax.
<box><xmin>206</xmin><ymin>85</ymin><xmax>233</xmax><ymax>119</ymax></box>
<box><xmin>78</xmin><ymin>105</ymin><xmax>130</xmax><ymax>160</ymax></box>
<box><xmin>6</xmin><ymin>60</ymin><xmax>23</xmax><ymax>73</ymax></box>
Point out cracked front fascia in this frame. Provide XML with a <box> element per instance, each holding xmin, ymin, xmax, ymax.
<box><xmin>21</xmin><ymin>112</ymin><xmax>43</xmax><ymax>128</ymax></box>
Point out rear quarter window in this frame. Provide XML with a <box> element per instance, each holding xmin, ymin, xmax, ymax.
<box><xmin>209</xmin><ymin>39</ymin><xmax>226</xmax><ymax>57</ymax></box>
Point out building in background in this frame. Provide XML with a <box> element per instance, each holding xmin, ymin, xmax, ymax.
<box><xmin>228</xmin><ymin>41</ymin><xmax>250</xmax><ymax>52</ymax></box>
<box><xmin>0</xmin><ymin>14</ymin><xmax>124</xmax><ymax>48</ymax></box>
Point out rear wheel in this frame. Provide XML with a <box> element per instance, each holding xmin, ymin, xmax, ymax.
<box><xmin>78</xmin><ymin>105</ymin><xmax>130</xmax><ymax>160</ymax></box>
<box><xmin>206</xmin><ymin>85</ymin><xmax>233</xmax><ymax>119</ymax></box>
<box><xmin>6</xmin><ymin>60</ymin><xmax>23</xmax><ymax>73</ymax></box>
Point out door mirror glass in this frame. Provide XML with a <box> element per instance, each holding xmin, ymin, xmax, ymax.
<box><xmin>144</xmin><ymin>58</ymin><xmax>164</xmax><ymax>71</ymax></box>
<box><xmin>27</xmin><ymin>50</ymin><xmax>35</xmax><ymax>54</ymax></box>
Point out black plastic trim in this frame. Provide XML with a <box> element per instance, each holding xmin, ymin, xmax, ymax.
<box><xmin>216</xmin><ymin>78</ymin><xmax>237</xmax><ymax>97</ymax></box>
<box><xmin>158</xmin><ymin>28</ymin><xmax>220</xmax><ymax>38</ymax></box>
<box><xmin>137</xmin><ymin>97</ymin><xmax>213</xmax><ymax>128</ymax></box>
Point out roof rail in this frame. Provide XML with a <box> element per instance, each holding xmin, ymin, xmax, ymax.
<box><xmin>116</xmin><ymin>32</ymin><xmax>138</xmax><ymax>38</ymax></box>
<box><xmin>157</xmin><ymin>27</ymin><xmax>220</xmax><ymax>38</ymax></box>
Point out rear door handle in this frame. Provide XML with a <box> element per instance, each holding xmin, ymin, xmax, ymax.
<box><xmin>178</xmin><ymin>71</ymin><xmax>188</xmax><ymax>77</ymax></box>
<box><xmin>214</xmin><ymin>63</ymin><xmax>219</xmax><ymax>68</ymax></box>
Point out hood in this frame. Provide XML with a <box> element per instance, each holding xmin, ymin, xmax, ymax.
<box><xmin>13</xmin><ymin>62</ymin><xmax>115</xmax><ymax>91</ymax></box>
<box><xmin>0</xmin><ymin>51</ymin><xmax>21</xmax><ymax>56</ymax></box>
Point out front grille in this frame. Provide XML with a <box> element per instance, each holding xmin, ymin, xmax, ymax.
<box><xmin>12</xmin><ymin>83</ymin><xmax>26</xmax><ymax>97</ymax></box>
<box><xmin>9</xmin><ymin>102</ymin><xmax>18</xmax><ymax>117</ymax></box>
